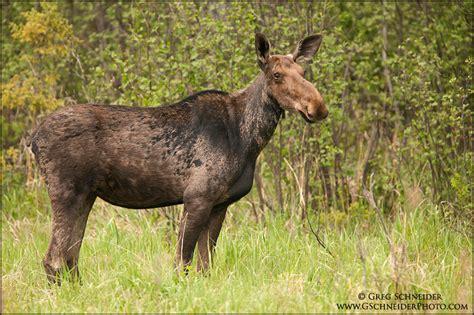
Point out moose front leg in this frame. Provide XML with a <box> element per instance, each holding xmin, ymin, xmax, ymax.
<box><xmin>175</xmin><ymin>200</ymin><xmax>213</xmax><ymax>272</ymax></box>
<box><xmin>196</xmin><ymin>206</ymin><xmax>227</xmax><ymax>272</ymax></box>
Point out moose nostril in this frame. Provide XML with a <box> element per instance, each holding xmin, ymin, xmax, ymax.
<box><xmin>320</xmin><ymin>109</ymin><xmax>329</xmax><ymax>119</ymax></box>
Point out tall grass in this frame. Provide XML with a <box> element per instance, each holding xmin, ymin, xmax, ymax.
<box><xmin>2</xmin><ymin>186</ymin><xmax>472</xmax><ymax>313</ymax></box>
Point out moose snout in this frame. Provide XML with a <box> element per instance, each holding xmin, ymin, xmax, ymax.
<box><xmin>307</xmin><ymin>105</ymin><xmax>328</xmax><ymax>121</ymax></box>
<box><xmin>306</xmin><ymin>92</ymin><xmax>328</xmax><ymax>122</ymax></box>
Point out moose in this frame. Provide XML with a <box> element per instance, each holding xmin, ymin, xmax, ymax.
<box><xmin>31</xmin><ymin>33</ymin><xmax>328</xmax><ymax>284</ymax></box>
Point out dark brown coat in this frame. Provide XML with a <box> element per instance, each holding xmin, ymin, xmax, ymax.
<box><xmin>31</xmin><ymin>33</ymin><xmax>327</xmax><ymax>284</ymax></box>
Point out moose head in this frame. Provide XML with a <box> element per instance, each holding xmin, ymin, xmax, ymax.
<box><xmin>255</xmin><ymin>33</ymin><xmax>328</xmax><ymax>123</ymax></box>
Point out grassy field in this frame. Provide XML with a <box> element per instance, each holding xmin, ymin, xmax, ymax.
<box><xmin>2</xmin><ymin>186</ymin><xmax>472</xmax><ymax>313</ymax></box>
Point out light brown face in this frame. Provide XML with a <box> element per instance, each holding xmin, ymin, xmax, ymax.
<box><xmin>255</xmin><ymin>33</ymin><xmax>328</xmax><ymax>123</ymax></box>
<box><xmin>265</xmin><ymin>55</ymin><xmax>327</xmax><ymax>123</ymax></box>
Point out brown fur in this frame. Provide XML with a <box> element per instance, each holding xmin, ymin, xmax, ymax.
<box><xmin>31</xmin><ymin>33</ymin><xmax>327</xmax><ymax>284</ymax></box>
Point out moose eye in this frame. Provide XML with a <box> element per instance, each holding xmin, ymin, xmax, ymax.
<box><xmin>273</xmin><ymin>72</ymin><xmax>282</xmax><ymax>80</ymax></box>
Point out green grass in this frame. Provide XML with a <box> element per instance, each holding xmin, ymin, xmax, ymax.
<box><xmin>2</xmin><ymin>186</ymin><xmax>472</xmax><ymax>313</ymax></box>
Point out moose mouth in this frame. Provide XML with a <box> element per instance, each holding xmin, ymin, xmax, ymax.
<box><xmin>299</xmin><ymin>110</ymin><xmax>316</xmax><ymax>124</ymax></box>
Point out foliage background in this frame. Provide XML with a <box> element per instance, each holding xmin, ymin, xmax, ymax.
<box><xmin>1</xmin><ymin>1</ymin><xmax>472</xmax><ymax>313</ymax></box>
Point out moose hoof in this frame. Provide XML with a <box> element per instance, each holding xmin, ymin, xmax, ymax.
<box><xmin>43</xmin><ymin>259</ymin><xmax>81</xmax><ymax>286</ymax></box>
<box><xmin>43</xmin><ymin>259</ymin><xmax>62</xmax><ymax>286</ymax></box>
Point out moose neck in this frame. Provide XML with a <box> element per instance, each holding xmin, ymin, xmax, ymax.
<box><xmin>235</xmin><ymin>73</ymin><xmax>283</xmax><ymax>158</ymax></box>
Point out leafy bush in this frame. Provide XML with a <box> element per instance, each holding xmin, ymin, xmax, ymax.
<box><xmin>1</xmin><ymin>2</ymin><xmax>472</xmax><ymax>227</ymax></box>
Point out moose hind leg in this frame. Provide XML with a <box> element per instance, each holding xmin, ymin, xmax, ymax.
<box><xmin>43</xmin><ymin>190</ymin><xmax>95</xmax><ymax>285</ymax></box>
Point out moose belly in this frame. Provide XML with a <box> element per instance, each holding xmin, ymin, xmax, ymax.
<box><xmin>95</xmin><ymin>168</ymin><xmax>186</xmax><ymax>209</ymax></box>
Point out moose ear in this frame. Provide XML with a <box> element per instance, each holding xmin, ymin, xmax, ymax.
<box><xmin>255</xmin><ymin>32</ymin><xmax>271</xmax><ymax>70</ymax></box>
<box><xmin>292</xmin><ymin>35</ymin><xmax>322</xmax><ymax>64</ymax></box>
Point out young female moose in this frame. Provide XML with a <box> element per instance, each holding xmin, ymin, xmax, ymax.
<box><xmin>31</xmin><ymin>33</ymin><xmax>328</xmax><ymax>284</ymax></box>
